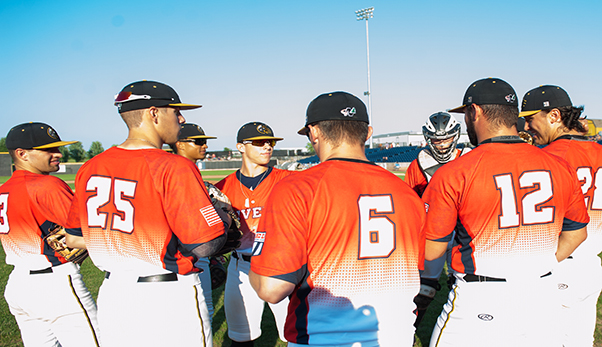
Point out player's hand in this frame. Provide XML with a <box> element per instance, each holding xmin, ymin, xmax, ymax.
<box><xmin>215</xmin><ymin>206</ymin><xmax>232</xmax><ymax>231</ymax></box>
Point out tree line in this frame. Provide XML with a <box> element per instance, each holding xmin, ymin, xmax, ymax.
<box><xmin>0</xmin><ymin>138</ymin><xmax>105</xmax><ymax>163</ymax></box>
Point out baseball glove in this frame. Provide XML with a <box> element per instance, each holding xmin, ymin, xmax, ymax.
<box><xmin>209</xmin><ymin>255</ymin><xmax>228</xmax><ymax>289</ymax></box>
<box><xmin>204</xmin><ymin>182</ymin><xmax>243</xmax><ymax>256</ymax></box>
<box><xmin>43</xmin><ymin>224</ymin><xmax>89</xmax><ymax>265</ymax></box>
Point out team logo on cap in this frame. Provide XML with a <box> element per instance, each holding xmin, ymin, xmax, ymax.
<box><xmin>47</xmin><ymin>127</ymin><xmax>59</xmax><ymax>139</ymax></box>
<box><xmin>505</xmin><ymin>94</ymin><xmax>516</xmax><ymax>103</ymax></box>
<box><xmin>468</xmin><ymin>96</ymin><xmax>473</xmax><ymax>103</ymax></box>
<box><xmin>543</xmin><ymin>101</ymin><xmax>550</xmax><ymax>107</ymax></box>
<box><xmin>341</xmin><ymin>107</ymin><xmax>356</xmax><ymax>118</ymax></box>
<box><xmin>257</xmin><ymin>124</ymin><xmax>270</xmax><ymax>134</ymax></box>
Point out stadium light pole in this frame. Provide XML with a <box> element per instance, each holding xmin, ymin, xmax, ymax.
<box><xmin>356</xmin><ymin>7</ymin><xmax>374</xmax><ymax>149</ymax></box>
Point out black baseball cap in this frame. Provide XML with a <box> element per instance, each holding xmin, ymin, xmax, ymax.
<box><xmin>298</xmin><ymin>91</ymin><xmax>369</xmax><ymax>135</ymax></box>
<box><xmin>177</xmin><ymin>123</ymin><xmax>217</xmax><ymax>141</ymax></box>
<box><xmin>448</xmin><ymin>78</ymin><xmax>518</xmax><ymax>113</ymax></box>
<box><xmin>6</xmin><ymin>122</ymin><xmax>77</xmax><ymax>150</ymax></box>
<box><xmin>237</xmin><ymin>122</ymin><xmax>283</xmax><ymax>143</ymax></box>
<box><xmin>114</xmin><ymin>80</ymin><xmax>202</xmax><ymax>113</ymax></box>
<box><xmin>519</xmin><ymin>85</ymin><xmax>572</xmax><ymax>118</ymax></box>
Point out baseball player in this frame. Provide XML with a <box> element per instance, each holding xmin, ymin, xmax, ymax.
<box><xmin>0</xmin><ymin>122</ymin><xmax>100</xmax><ymax>347</ymax></box>
<box><xmin>520</xmin><ymin>85</ymin><xmax>602</xmax><ymax>346</ymax></box>
<box><xmin>65</xmin><ymin>81</ymin><xmax>229</xmax><ymax>347</ymax></box>
<box><xmin>214</xmin><ymin>122</ymin><xmax>292</xmax><ymax>346</ymax></box>
<box><xmin>424</xmin><ymin>78</ymin><xmax>589</xmax><ymax>347</ymax></box>
<box><xmin>404</xmin><ymin>111</ymin><xmax>471</xmax><ymax>328</ymax></box>
<box><xmin>249</xmin><ymin>92</ymin><xmax>425</xmax><ymax>346</ymax></box>
<box><xmin>168</xmin><ymin>123</ymin><xmax>222</xmax><ymax>340</ymax></box>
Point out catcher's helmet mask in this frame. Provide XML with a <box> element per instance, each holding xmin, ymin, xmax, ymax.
<box><xmin>422</xmin><ymin>112</ymin><xmax>461</xmax><ymax>163</ymax></box>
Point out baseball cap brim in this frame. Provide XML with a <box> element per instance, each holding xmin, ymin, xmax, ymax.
<box><xmin>447</xmin><ymin>105</ymin><xmax>467</xmax><ymax>113</ymax></box>
<box><xmin>297</xmin><ymin>126</ymin><xmax>310</xmax><ymax>136</ymax></box>
<box><xmin>183</xmin><ymin>135</ymin><xmax>217</xmax><ymax>139</ymax></box>
<box><xmin>33</xmin><ymin>140</ymin><xmax>78</xmax><ymax>149</ymax></box>
<box><xmin>169</xmin><ymin>103</ymin><xmax>202</xmax><ymax>110</ymax></box>
<box><xmin>241</xmin><ymin>136</ymin><xmax>284</xmax><ymax>142</ymax></box>
<box><xmin>518</xmin><ymin>109</ymin><xmax>540</xmax><ymax>118</ymax></box>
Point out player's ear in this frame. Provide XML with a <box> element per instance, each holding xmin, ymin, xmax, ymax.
<box><xmin>471</xmin><ymin>104</ymin><xmax>483</xmax><ymax>121</ymax></box>
<box><xmin>176</xmin><ymin>141</ymin><xmax>186</xmax><ymax>153</ymax></box>
<box><xmin>147</xmin><ymin>107</ymin><xmax>160</xmax><ymax>124</ymax></box>
<box><xmin>547</xmin><ymin>109</ymin><xmax>562</xmax><ymax>124</ymax></box>
<box><xmin>366</xmin><ymin>126</ymin><xmax>374</xmax><ymax>143</ymax></box>
<box><xmin>308</xmin><ymin>124</ymin><xmax>320</xmax><ymax>144</ymax></box>
<box><xmin>14</xmin><ymin>148</ymin><xmax>28</xmax><ymax>162</ymax></box>
<box><xmin>236</xmin><ymin>142</ymin><xmax>245</xmax><ymax>154</ymax></box>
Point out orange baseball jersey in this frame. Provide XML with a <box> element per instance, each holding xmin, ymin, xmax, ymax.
<box><xmin>405</xmin><ymin>159</ymin><xmax>428</xmax><ymax>196</ymax></box>
<box><xmin>214</xmin><ymin>168</ymin><xmax>293</xmax><ymax>255</ymax></box>
<box><xmin>251</xmin><ymin>159</ymin><xmax>424</xmax><ymax>345</ymax></box>
<box><xmin>423</xmin><ymin>138</ymin><xmax>589</xmax><ymax>279</ymax></box>
<box><xmin>405</xmin><ymin>147</ymin><xmax>469</xmax><ymax>196</ymax></box>
<box><xmin>0</xmin><ymin>171</ymin><xmax>75</xmax><ymax>269</ymax></box>
<box><xmin>67</xmin><ymin>147</ymin><xmax>225</xmax><ymax>275</ymax></box>
<box><xmin>543</xmin><ymin>136</ymin><xmax>602</xmax><ymax>257</ymax></box>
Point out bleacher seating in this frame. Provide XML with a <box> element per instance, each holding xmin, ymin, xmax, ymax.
<box><xmin>297</xmin><ymin>145</ymin><xmax>462</xmax><ymax>164</ymax></box>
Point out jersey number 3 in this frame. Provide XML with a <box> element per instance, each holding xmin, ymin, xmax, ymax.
<box><xmin>0</xmin><ymin>194</ymin><xmax>9</xmax><ymax>234</ymax></box>
<box><xmin>358</xmin><ymin>195</ymin><xmax>396</xmax><ymax>259</ymax></box>
<box><xmin>86</xmin><ymin>176</ymin><xmax>137</xmax><ymax>233</ymax></box>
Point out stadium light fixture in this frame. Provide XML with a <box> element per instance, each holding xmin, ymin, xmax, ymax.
<box><xmin>355</xmin><ymin>7</ymin><xmax>374</xmax><ymax>148</ymax></box>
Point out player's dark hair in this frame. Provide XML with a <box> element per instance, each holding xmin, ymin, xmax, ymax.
<box><xmin>479</xmin><ymin>104</ymin><xmax>518</xmax><ymax>129</ymax></box>
<box><xmin>315</xmin><ymin>120</ymin><xmax>369</xmax><ymax>148</ymax></box>
<box><xmin>120</xmin><ymin>109</ymin><xmax>144</xmax><ymax>128</ymax></box>
<box><xmin>545</xmin><ymin>106</ymin><xmax>586</xmax><ymax>133</ymax></box>
<box><xmin>168</xmin><ymin>143</ymin><xmax>178</xmax><ymax>153</ymax></box>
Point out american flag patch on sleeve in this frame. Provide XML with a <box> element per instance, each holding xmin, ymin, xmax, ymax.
<box><xmin>199</xmin><ymin>205</ymin><xmax>221</xmax><ymax>227</ymax></box>
<box><xmin>252</xmin><ymin>232</ymin><xmax>266</xmax><ymax>256</ymax></box>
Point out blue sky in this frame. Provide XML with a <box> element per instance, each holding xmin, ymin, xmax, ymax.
<box><xmin>1</xmin><ymin>0</ymin><xmax>601</xmax><ymax>151</ymax></box>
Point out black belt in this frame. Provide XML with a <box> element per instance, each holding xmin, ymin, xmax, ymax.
<box><xmin>464</xmin><ymin>271</ymin><xmax>552</xmax><ymax>283</ymax></box>
<box><xmin>104</xmin><ymin>272</ymin><xmax>178</xmax><ymax>282</ymax></box>
<box><xmin>30</xmin><ymin>267</ymin><xmax>53</xmax><ymax>275</ymax></box>
<box><xmin>464</xmin><ymin>274</ymin><xmax>506</xmax><ymax>282</ymax></box>
<box><xmin>232</xmin><ymin>252</ymin><xmax>251</xmax><ymax>262</ymax></box>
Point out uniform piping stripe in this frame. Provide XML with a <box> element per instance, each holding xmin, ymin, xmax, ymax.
<box><xmin>194</xmin><ymin>284</ymin><xmax>207</xmax><ymax>346</ymax></box>
<box><xmin>199</xmin><ymin>206</ymin><xmax>221</xmax><ymax>227</ymax></box>
<box><xmin>67</xmin><ymin>274</ymin><xmax>100</xmax><ymax>347</ymax></box>
<box><xmin>433</xmin><ymin>285</ymin><xmax>458</xmax><ymax>347</ymax></box>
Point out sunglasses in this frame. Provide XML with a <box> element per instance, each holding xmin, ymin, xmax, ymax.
<box><xmin>242</xmin><ymin>139</ymin><xmax>276</xmax><ymax>147</ymax></box>
<box><xmin>180</xmin><ymin>138</ymin><xmax>207</xmax><ymax>146</ymax></box>
<box><xmin>114</xmin><ymin>91</ymin><xmax>172</xmax><ymax>105</ymax></box>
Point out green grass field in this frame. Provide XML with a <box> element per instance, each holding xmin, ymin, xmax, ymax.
<box><xmin>0</xmin><ymin>169</ymin><xmax>601</xmax><ymax>346</ymax></box>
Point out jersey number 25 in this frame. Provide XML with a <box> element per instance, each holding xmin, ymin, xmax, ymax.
<box><xmin>86</xmin><ymin>176</ymin><xmax>137</xmax><ymax>233</ymax></box>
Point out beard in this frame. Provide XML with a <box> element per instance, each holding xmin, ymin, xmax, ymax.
<box><xmin>466</xmin><ymin>116</ymin><xmax>478</xmax><ymax>146</ymax></box>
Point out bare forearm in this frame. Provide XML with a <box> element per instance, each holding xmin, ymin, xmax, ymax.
<box><xmin>249</xmin><ymin>270</ymin><xmax>295</xmax><ymax>304</ymax></box>
<box><xmin>556</xmin><ymin>227</ymin><xmax>587</xmax><ymax>261</ymax></box>
<box><xmin>65</xmin><ymin>234</ymin><xmax>87</xmax><ymax>249</ymax></box>
<box><xmin>425</xmin><ymin>240</ymin><xmax>448</xmax><ymax>261</ymax></box>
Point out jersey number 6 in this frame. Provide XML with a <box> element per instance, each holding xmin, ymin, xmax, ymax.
<box><xmin>358</xmin><ymin>195</ymin><xmax>396</xmax><ymax>259</ymax></box>
<box><xmin>86</xmin><ymin>176</ymin><xmax>137</xmax><ymax>233</ymax></box>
